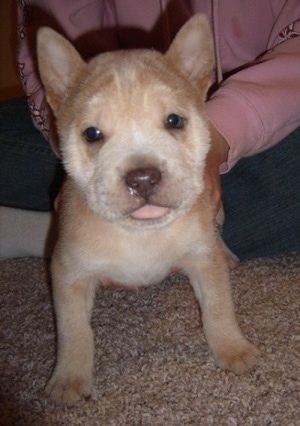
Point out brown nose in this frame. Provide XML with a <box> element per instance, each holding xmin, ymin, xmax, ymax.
<box><xmin>125</xmin><ymin>167</ymin><xmax>162</xmax><ymax>200</ymax></box>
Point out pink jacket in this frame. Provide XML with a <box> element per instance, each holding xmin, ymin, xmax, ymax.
<box><xmin>18</xmin><ymin>0</ymin><xmax>300</xmax><ymax>171</ymax></box>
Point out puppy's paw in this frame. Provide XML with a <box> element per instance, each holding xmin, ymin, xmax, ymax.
<box><xmin>45</xmin><ymin>370</ymin><xmax>92</xmax><ymax>406</ymax></box>
<box><xmin>214</xmin><ymin>338</ymin><xmax>259</xmax><ymax>374</ymax></box>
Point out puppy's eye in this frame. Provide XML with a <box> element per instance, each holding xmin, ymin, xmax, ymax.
<box><xmin>82</xmin><ymin>126</ymin><xmax>103</xmax><ymax>143</ymax></box>
<box><xmin>165</xmin><ymin>113</ymin><xmax>186</xmax><ymax>129</ymax></box>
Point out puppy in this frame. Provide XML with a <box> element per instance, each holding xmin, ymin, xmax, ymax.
<box><xmin>37</xmin><ymin>15</ymin><xmax>258</xmax><ymax>406</ymax></box>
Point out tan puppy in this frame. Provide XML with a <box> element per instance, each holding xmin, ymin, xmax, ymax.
<box><xmin>37</xmin><ymin>15</ymin><xmax>258</xmax><ymax>406</ymax></box>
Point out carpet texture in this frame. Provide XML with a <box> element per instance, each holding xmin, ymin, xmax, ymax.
<box><xmin>0</xmin><ymin>254</ymin><xmax>299</xmax><ymax>426</ymax></box>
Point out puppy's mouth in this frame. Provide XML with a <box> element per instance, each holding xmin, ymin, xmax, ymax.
<box><xmin>129</xmin><ymin>204</ymin><xmax>171</xmax><ymax>220</ymax></box>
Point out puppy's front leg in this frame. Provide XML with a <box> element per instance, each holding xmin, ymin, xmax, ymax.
<box><xmin>46</xmin><ymin>257</ymin><xmax>97</xmax><ymax>406</ymax></box>
<box><xmin>182</xmin><ymin>239</ymin><xmax>259</xmax><ymax>373</ymax></box>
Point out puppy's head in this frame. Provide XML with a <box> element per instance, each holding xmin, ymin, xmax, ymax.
<box><xmin>37</xmin><ymin>15</ymin><xmax>214</xmax><ymax>229</ymax></box>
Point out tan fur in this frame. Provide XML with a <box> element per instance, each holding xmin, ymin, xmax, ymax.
<box><xmin>37</xmin><ymin>15</ymin><xmax>258</xmax><ymax>406</ymax></box>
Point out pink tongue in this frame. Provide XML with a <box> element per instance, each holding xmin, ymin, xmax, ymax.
<box><xmin>130</xmin><ymin>205</ymin><xmax>170</xmax><ymax>219</ymax></box>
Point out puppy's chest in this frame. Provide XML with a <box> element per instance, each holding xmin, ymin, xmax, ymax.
<box><xmin>81</xmin><ymin>230</ymin><xmax>193</xmax><ymax>287</ymax></box>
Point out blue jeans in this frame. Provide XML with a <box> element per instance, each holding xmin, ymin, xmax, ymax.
<box><xmin>221</xmin><ymin>129</ymin><xmax>300</xmax><ymax>259</ymax></box>
<box><xmin>0</xmin><ymin>97</ymin><xmax>64</xmax><ymax>211</ymax></box>
<box><xmin>1</xmin><ymin>97</ymin><xmax>299</xmax><ymax>260</ymax></box>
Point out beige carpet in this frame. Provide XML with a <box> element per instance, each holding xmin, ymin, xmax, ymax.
<box><xmin>0</xmin><ymin>253</ymin><xmax>299</xmax><ymax>425</ymax></box>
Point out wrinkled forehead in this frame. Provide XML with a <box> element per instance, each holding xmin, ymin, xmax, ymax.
<box><xmin>76</xmin><ymin>50</ymin><xmax>196</xmax><ymax>115</ymax></box>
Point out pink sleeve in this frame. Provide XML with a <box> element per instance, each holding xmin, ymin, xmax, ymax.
<box><xmin>206</xmin><ymin>24</ymin><xmax>300</xmax><ymax>173</ymax></box>
<box><xmin>17</xmin><ymin>0</ymin><xmax>119</xmax><ymax>156</ymax></box>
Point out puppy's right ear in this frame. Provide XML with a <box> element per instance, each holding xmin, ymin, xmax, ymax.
<box><xmin>37</xmin><ymin>27</ymin><xmax>85</xmax><ymax>114</ymax></box>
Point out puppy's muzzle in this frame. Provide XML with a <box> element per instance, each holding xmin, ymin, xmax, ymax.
<box><xmin>125</xmin><ymin>167</ymin><xmax>162</xmax><ymax>201</ymax></box>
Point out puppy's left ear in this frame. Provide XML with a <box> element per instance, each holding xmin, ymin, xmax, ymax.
<box><xmin>166</xmin><ymin>14</ymin><xmax>215</xmax><ymax>97</ymax></box>
<box><xmin>37</xmin><ymin>27</ymin><xmax>85</xmax><ymax>115</ymax></box>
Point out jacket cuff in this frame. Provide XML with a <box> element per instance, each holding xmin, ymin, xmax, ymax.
<box><xmin>206</xmin><ymin>87</ymin><xmax>264</xmax><ymax>172</ymax></box>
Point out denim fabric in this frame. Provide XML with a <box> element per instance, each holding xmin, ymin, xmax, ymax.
<box><xmin>0</xmin><ymin>97</ymin><xmax>64</xmax><ymax>211</ymax></box>
<box><xmin>0</xmin><ymin>97</ymin><xmax>299</xmax><ymax>259</ymax></box>
<box><xmin>221</xmin><ymin>128</ymin><xmax>300</xmax><ymax>260</ymax></box>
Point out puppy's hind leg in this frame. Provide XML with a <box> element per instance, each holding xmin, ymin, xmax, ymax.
<box><xmin>181</xmin><ymin>239</ymin><xmax>259</xmax><ymax>374</ymax></box>
<box><xmin>215</xmin><ymin>205</ymin><xmax>239</xmax><ymax>269</ymax></box>
<box><xmin>46</xmin><ymin>257</ymin><xmax>98</xmax><ymax>406</ymax></box>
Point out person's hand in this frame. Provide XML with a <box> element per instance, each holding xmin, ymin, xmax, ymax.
<box><xmin>204</xmin><ymin>122</ymin><xmax>229</xmax><ymax>215</ymax></box>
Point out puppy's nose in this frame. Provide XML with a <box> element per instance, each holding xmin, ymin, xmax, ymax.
<box><xmin>125</xmin><ymin>167</ymin><xmax>162</xmax><ymax>200</ymax></box>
